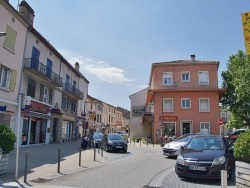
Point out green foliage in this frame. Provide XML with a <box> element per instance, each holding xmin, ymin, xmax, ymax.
<box><xmin>234</xmin><ymin>130</ymin><xmax>250</xmax><ymax>163</ymax></box>
<box><xmin>0</xmin><ymin>125</ymin><xmax>17</xmax><ymax>154</ymax></box>
<box><xmin>221</xmin><ymin>50</ymin><xmax>250</xmax><ymax>129</ymax></box>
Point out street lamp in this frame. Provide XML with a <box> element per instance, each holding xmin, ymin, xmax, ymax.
<box><xmin>0</xmin><ymin>32</ymin><xmax>6</xmax><ymax>37</ymax></box>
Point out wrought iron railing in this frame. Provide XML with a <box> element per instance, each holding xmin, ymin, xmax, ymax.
<box><xmin>62</xmin><ymin>83</ymin><xmax>83</xmax><ymax>99</ymax></box>
<box><xmin>23</xmin><ymin>58</ymin><xmax>62</xmax><ymax>86</ymax></box>
<box><xmin>149</xmin><ymin>81</ymin><xmax>227</xmax><ymax>90</ymax></box>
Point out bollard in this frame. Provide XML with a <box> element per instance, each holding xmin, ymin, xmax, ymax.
<box><xmin>101</xmin><ymin>144</ymin><xmax>103</xmax><ymax>157</ymax></box>
<box><xmin>24</xmin><ymin>152</ymin><xmax>28</xmax><ymax>183</ymax></box>
<box><xmin>98</xmin><ymin>143</ymin><xmax>100</xmax><ymax>154</ymax></box>
<box><xmin>140</xmin><ymin>138</ymin><xmax>141</xmax><ymax>146</ymax></box>
<box><xmin>94</xmin><ymin>146</ymin><xmax>96</xmax><ymax>161</ymax></box>
<box><xmin>79</xmin><ymin>147</ymin><xmax>81</xmax><ymax>166</ymax></box>
<box><xmin>221</xmin><ymin>170</ymin><xmax>227</xmax><ymax>188</ymax></box>
<box><xmin>147</xmin><ymin>138</ymin><xmax>148</xmax><ymax>146</ymax></box>
<box><xmin>153</xmin><ymin>140</ymin><xmax>154</xmax><ymax>147</ymax></box>
<box><xmin>134</xmin><ymin>138</ymin><xmax>135</xmax><ymax>146</ymax></box>
<box><xmin>130</xmin><ymin>137</ymin><xmax>131</xmax><ymax>145</ymax></box>
<box><xmin>57</xmin><ymin>149</ymin><xmax>61</xmax><ymax>173</ymax></box>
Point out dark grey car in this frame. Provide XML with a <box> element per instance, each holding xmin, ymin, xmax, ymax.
<box><xmin>102</xmin><ymin>133</ymin><xmax>128</xmax><ymax>153</ymax></box>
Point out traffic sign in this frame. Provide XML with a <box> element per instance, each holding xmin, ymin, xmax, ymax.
<box><xmin>218</xmin><ymin>118</ymin><xmax>223</xmax><ymax>125</ymax></box>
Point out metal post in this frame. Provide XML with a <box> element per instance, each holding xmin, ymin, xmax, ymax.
<box><xmin>101</xmin><ymin>144</ymin><xmax>103</xmax><ymax>157</ymax></box>
<box><xmin>98</xmin><ymin>143</ymin><xmax>100</xmax><ymax>153</ymax></box>
<box><xmin>140</xmin><ymin>138</ymin><xmax>141</xmax><ymax>146</ymax></box>
<box><xmin>94</xmin><ymin>145</ymin><xmax>96</xmax><ymax>161</ymax></box>
<box><xmin>221</xmin><ymin>170</ymin><xmax>227</xmax><ymax>188</ymax></box>
<box><xmin>57</xmin><ymin>149</ymin><xmax>61</xmax><ymax>173</ymax></box>
<box><xmin>130</xmin><ymin>137</ymin><xmax>131</xmax><ymax>145</ymax></box>
<box><xmin>15</xmin><ymin>94</ymin><xmax>21</xmax><ymax>181</ymax></box>
<box><xmin>24</xmin><ymin>152</ymin><xmax>28</xmax><ymax>183</ymax></box>
<box><xmin>147</xmin><ymin>138</ymin><xmax>148</xmax><ymax>146</ymax></box>
<box><xmin>79</xmin><ymin>147</ymin><xmax>81</xmax><ymax>166</ymax></box>
<box><xmin>134</xmin><ymin>138</ymin><xmax>135</xmax><ymax>146</ymax></box>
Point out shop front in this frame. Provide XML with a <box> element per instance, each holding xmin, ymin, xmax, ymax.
<box><xmin>21</xmin><ymin>100</ymin><xmax>51</xmax><ymax>146</ymax></box>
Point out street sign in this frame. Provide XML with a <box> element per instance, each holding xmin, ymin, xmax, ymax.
<box><xmin>218</xmin><ymin>118</ymin><xmax>223</xmax><ymax>126</ymax></box>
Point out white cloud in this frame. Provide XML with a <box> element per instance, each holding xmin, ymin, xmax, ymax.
<box><xmin>67</xmin><ymin>55</ymin><xmax>133</xmax><ymax>84</ymax></box>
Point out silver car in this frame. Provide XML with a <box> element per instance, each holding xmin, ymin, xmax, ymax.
<box><xmin>163</xmin><ymin>134</ymin><xmax>196</xmax><ymax>157</ymax></box>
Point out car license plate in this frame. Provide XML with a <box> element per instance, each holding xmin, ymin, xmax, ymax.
<box><xmin>189</xmin><ymin>166</ymin><xmax>206</xmax><ymax>171</ymax></box>
<box><xmin>116</xmin><ymin>146</ymin><xmax>122</xmax><ymax>148</ymax></box>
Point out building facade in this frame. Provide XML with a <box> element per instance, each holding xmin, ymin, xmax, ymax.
<box><xmin>144</xmin><ymin>55</ymin><xmax>226</xmax><ymax>144</ymax></box>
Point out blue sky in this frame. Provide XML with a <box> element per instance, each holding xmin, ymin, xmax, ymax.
<box><xmin>9</xmin><ymin>0</ymin><xmax>250</xmax><ymax>110</ymax></box>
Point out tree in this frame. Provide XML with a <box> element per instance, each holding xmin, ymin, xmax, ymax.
<box><xmin>221</xmin><ymin>50</ymin><xmax>250</xmax><ymax>129</ymax></box>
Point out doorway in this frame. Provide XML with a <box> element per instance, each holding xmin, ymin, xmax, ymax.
<box><xmin>182</xmin><ymin>122</ymin><xmax>191</xmax><ymax>135</ymax></box>
<box><xmin>53</xmin><ymin>118</ymin><xmax>58</xmax><ymax>142</ymax></box>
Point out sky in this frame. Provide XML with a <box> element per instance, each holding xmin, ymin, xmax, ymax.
<box><xmin>9</xmin><ymin>0</ymin><xmax>250</xmax><ymax>110</ymax></box>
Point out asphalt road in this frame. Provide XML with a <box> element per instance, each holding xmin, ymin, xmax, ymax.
<box><xmin>39</xmin><ymin>145</ymin><xmax>176</xmax><ymax>188</ymax></box>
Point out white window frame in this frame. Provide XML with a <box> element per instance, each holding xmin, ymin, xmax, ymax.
<box><xmin>181</xmin><ymin>98</ymin><xmax>191</xmax><ymax>109</ymax></box>
<box><xmin>221</xmin><ymin>112</ymin><xmax>226</xmax><ymax>118</ymax></box>
<box><xmin>43</xmin><ymin>87</ymin><xmax>49</xmax><ymax>103</ymax></box>
<box><xmin>0</xmin><ymin>65</ymin><xmax>11</xmax><ymax>90</ymax></box>
<box><xmin>199</xmin><ymin>98</ymin><xmax>210</xmax><ymax>112</ymax></box>
<box><xmin>62</xmin><ymin>95</ymin><xmax>68</xmax><ymax>109</ymax></box>
<box><xmin>200</xmin><ymin>122</ymin><xmax>210</xmax><ymax>134</ymax></box>
<box><xmin>198</xmin><ymin>71</ymin><xmax>209</xmax><ymax>85</ymax></box>
<box><xmin>163</xmin><ymin>98</ymin><xmax>173</xmax><ymax>112</ymax></box>
<box><xmin>163</xmin><ymin>72</ymin><xmax>173</xmax><ymax>85</ymax></box>
<box><xmin>181</xmin><ymin>71</ymin><xmax>190</xmax><ymax>82</ymax></box>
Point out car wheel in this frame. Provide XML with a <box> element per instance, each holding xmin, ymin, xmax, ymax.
<box><xmin>227</xmin><ymin>165</ymin><xmax>232</xmax><ymax>181</ymax></box>
<box><xmin>123</xmin><ymin>149</ymin><xmax>127</xmax><ymax>153</ymax></box>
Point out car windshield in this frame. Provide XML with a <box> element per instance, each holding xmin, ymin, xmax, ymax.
<box><xmin>174</xmin><ymin>135</ymin><xmax>194</xmax><ymax>142</ymax></box>
<box><xmin>186</xmin><ymin>137</ymin><xmax>225</xmax><ymax>150</ymax></box>
<box><xmin>108</xmin><ymin>134</ymin><xmax>123</xmax><ymax>140</ymax></box>
<box><xmin>94</xmin><ymin>134</ymin><xmax>103</xmax><ymax>139</ymax></box>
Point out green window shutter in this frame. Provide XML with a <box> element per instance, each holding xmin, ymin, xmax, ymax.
<box><xmin>40</xmin><ymin>84</ymin><xmax>44</xmax><ymax>102</ymax></box>
<box><xmin>4</xmin><ymin>25</ymin><xmax>17</xmax><ymax>52</ymax></box>
<box><xmin>9</xmin><ymin>69</ymin><xmax>17</xmax><ymax>92</ymax></box>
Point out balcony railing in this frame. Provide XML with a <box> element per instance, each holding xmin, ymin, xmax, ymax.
<box><xmin>23</xmin><ymin>58</ymin><xmax>63</xmax><ymax>87</ymax></box>
<box><xmin>149</xmin><ymin>81</ymin><xmax>227</xmax><ymax>90</ymax></box>
<box><xmin>62</xmin><ymin>83</ymin><xmax>83</xmax><ymax>100</ymax></box>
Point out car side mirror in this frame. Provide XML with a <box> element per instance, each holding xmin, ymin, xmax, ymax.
<box><xmin>181</xmin><ymin>146</ymin><xmax>185</xmax><ymax>150</ymax></box>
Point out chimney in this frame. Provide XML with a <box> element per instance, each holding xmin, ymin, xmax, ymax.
<box><xmin>18</xmin><ymin>0</ymin><xmax>35</xmax><ymax>26</ymax></box>
<box><xmin>191</xmin><ymin>55</ymin><xmax>195</xmax><ymax>62</ymax></box>
<box><xmin>75</xmin><ymin>62</ymin><xmax>80</xmax><ymax>72</ymax></box>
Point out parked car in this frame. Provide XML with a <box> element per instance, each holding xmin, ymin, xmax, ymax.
<box><xmin>116</xmin><ymin>131</ymin><xmax>128</xmax><ymax>137</ymax></box>
<box><xmin>228</xmin><ymin>129</ymin><xmax>247</xmax><ymax>141</ymax></box>
<box><xmin>102</xmin><ymin>133</ymin><xmax>128</xmax><ymax>153</ymax></box>
<box><xmin>175</xmin><ymin>135</ymin><xmax>235</xmax><ymax>180</ymax></box>
<box><xmin>162</xmin><ymin>133</ymin><xmax>197</xmax><ymax>157</ymax></box>
<box><xmin>91</xmin><ymin>132</ymin><xmax>104</xmax><ymax>148</ymax></box>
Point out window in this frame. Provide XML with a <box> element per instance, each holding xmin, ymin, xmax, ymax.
<box><xmin>199</xmin><ymin>98</ymin><xmax>210</xmax><ymax>112</ymax></box>
<box><xmin>221</xmin><ymin>112</ymin><xmax>226</xmax><ymax>118</ymax></box>
<box><xmin>200</xmin><ymin>122</ymin><xmax>210</xmax><ymax>134</ymax></box>
<box><xmin>163</xmin><ymin>98</ymin><xmax>173</xmax><ymax>112</ymax></box>
<box><xmin>181</xmin><ymin>71</ymin><xmax>190</xmax><ymax>82</ymax></box>
<box><xmin>62</xmin><ymin>95</ymin><xmax>68</xmax><ymax>109</ymax></box>
<box><xmin>27</xmin><ymin>78</ymin><xmax>36</xmax><ymax>98</ymax></box>
<box><xmin>71</xmin><ymin>99</ymin><xmax>76</xmax><ymax>112</ymax></box>
<box><xmin>40</xmin><ymin>84</ymin><xmax>52</xmax><ymax>104</ymax></box>
<box><xmin>181</xmin><ymin>98</ymin><xmax>191</xmax><ymax>108</ymax></box>
<box><xmin>163</xmin><ymin>72</ymin><xmax>173</xmax><ymax>85</ymax></box>
<box><xmin>199</xmin><ymin>71</ymin><xmax>209</xmax><ymax>85</ymax></box>
<box><xmin>0</xmin><ymin>65</ymin><xmax>11</xmax><ymax>90</ymax></box>
<box><xmin>4</xmin><ymin>25</ymin><xmax>17</xmax><ymax>52</ymax></box>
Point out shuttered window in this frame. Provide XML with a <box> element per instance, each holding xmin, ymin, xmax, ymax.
<box><xmin>4</xmin><ymin>25</ymin><xmax>17</xmax><ymax>52</ymax></box>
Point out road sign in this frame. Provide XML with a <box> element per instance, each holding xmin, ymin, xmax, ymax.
<box><xmin>218</xmin><ymin>118</ymin><xmax>223</xmax><ymax>126</ymax></box>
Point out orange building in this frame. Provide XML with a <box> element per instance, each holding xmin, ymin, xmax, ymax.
<box><xmin>144</xmin><ymin>55</ymin><xmax>226</xmax><ymax>144</ymax></box>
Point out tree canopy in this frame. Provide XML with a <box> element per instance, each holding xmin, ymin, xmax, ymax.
<box><xmin>221</xmin><ymin>50</ymin><xmax>250</xmax><ymax>129</ymax></box>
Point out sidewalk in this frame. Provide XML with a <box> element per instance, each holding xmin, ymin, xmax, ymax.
<box><xmin>0</xmin><ymin>139</ymin><xmax>108</xmax><ymax>188</ymax></box>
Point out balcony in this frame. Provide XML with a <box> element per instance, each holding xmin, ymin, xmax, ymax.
<box><xmin>149</xmin><ymin>81</ymin><xmax>227</xmax><ymax>91</ymax></box>
<box><xmin>23</xmin><ymin>58</ymin><xmax>63</xmax><ymax>87</ymax></box>
<box><xmin>62</xmin><ymin>83</ymin><xmax>83</xmax><ymax>100</ymax></box>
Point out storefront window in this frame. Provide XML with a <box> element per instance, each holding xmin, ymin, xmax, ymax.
<box><xmin>39</xmin><ymin>119</ymin><xmax>47</xmax><ymax>143</ymax></box>
<box><xmin>22</xmin><ymin>116</ymin><xmax>30</xmax><ymax>145</ymax></box>
<box><xmin>163</xmin><ymin>123</ymin><xmax>176</xmax><ymax>136</ymax></box>
<box><xmin>62</xmin><ymin>121</ymin><xmax>73</xmax><ymax>139</ymax></box>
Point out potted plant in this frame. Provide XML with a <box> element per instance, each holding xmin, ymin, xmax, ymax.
<box><xmin>233</xmin><ymin>130</ymin><xmax>250</xmax><ymax>187</ymax></box>
<box><xmin>0</xmin><ymin>125</ymin><xmax>16</xmax><ymax>175</ymax></box>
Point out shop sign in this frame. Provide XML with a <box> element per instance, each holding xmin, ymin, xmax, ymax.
<box><xmin>0</xmin><ymin>105</ymin><xmax>6</xmax><ymax>111</ymax></box>
<box><xmin>159</xmin><ymin>116</ymin><xmax>177</xmax><ymax>121</ymax></box>
<box><xmin>30</xmin><ymin>101</ymin><xmax>49</xmax><ymax>114</ymax></box>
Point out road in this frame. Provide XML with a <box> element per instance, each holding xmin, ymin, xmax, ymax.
<box><xmin>39</xmin><ymin>145</ymin><xmax>176</xmax><ymax>188</ymax></box>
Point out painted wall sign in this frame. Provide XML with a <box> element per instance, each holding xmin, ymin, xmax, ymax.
<box><xmin>159</xmin><ymin>116</ymin><xmax>177</xmax><ymax>121</ymax></box>
<box><xmin>0</xmin><ymin>105</ymin><xmax>6</xmax><ymax>111</ymax></box>
<box><xmin>30</xmin><ymin>101</ymin><xmax>49</xmax><ymax>114</ymax></box>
